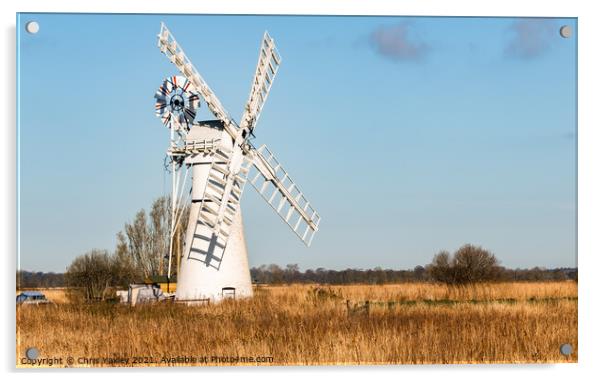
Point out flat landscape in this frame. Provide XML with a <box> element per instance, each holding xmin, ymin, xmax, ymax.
<box><xmin>16</xmin><ymin>282</ymin><xmax>577</xmax><ymax>367</ymax></box>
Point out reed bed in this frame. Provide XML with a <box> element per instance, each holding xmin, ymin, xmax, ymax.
<box><xmin>16</xmin><ymin>282</ymin><xmax>577</xmax><ymax>367</ymax></box>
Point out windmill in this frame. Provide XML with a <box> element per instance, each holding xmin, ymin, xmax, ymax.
<box><xmin>154</xmin><ymin>23</ymin><xmax>321</xmax><ymax>302</ymax></box>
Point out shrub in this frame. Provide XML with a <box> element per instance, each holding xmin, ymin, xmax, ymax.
<box><xmin>427</xmin><ymin>244</ymin><xmax>501</xmax><ymax>284</ymax></box>
<box><xmin>65</xmin><ymin>249</ymin><xmax>135</xmax><ymax>301</ymax></box>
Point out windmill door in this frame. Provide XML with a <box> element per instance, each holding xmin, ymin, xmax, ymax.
<box><xmin>222</xmin><ymin>287</ymin><xmax>236</xmax><ymax>299</ymax></box>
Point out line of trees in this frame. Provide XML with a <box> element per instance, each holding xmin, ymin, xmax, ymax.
<box><xmin>17</xmin><ymin>271</ymin><xmax>65</xmax><ymax>288</ymax></box>
<box><xmin>250</xmin><ymin>264</ymin><xmax>576</xmax><ymax>285</ymax></box>
<box><xmin>250</xmin><ymin>244</ymin><xmax>576</xmax><ymax>285</ymax></box>
<box><xmin>19</xmin><ymin>262</ymin><xmax>577</xmax><ymax>290</ymax></box>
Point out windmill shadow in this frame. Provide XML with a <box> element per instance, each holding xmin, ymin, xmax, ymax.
<box><xmin>188</xmin><ymin>232</ymin><xmax>226</xmax><ymax>270</ymax></box>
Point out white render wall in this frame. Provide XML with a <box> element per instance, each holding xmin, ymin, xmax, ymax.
<box><xmin>176</xmin><ymin>204</ymin><xmax>253</xmax><ymax>302</ymax></box>
<box><xmin>175</xmin><ymin>123</ymin><xmax>253</xmax><ymax>303</ymax></box>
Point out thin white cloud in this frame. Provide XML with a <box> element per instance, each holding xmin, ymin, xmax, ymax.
<box><xmin>369</xmin><ymin>22</ymin><xmax>429</xmax><ymax>62</ymax></box>
<box><xmin>505</xmin><ymin>19</ymin><xmax>557</xmax><ymax>60</ymax></box>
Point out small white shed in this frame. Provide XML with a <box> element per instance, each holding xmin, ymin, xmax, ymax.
<box><xmin>126</xmin><ymin>284</ymin><xmax>166</xmax><ymax>306</ymax></box>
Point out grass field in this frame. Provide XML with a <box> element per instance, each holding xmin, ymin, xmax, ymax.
<box><xmin>16</xmin><ymin>282</ymin><xmax>577</xmax><ymax>367</ymax></box>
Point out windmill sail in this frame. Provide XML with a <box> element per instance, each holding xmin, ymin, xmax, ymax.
<box><xmin>246</xmin><ymin>144</ymin><xmax>321</xmax><ymax>246</ymax></box>
<box><xmin>157</xmin><ymin>23</ymin><xmax>239</xmax><ymax>139</ymax></box>
<box><xmin>157</xmin><ymin>23</ymin><xmax>250</xmax><ymax>250</ymax></box>
<box><xmin>240</xmin><ymin>32</ymin><xmax>281</xmax><ymax>134</ymax></box>
<box><xmin>193</xmin><ymin>148</ymin><xmax>253</xmax><ymax>265</ymax></box>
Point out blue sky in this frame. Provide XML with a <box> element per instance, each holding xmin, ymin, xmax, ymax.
<box><xmin>17</xmin><ymin>14</ymin><xmax>576</xmax><ymax>272</ymax></box>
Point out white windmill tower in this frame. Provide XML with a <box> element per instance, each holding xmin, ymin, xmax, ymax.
<box><xmin>154</xmin><ymin>23</ymin><xmax>321</xmax><ymax>303</ymax></box>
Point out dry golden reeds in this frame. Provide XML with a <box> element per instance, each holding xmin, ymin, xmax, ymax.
<box><xmin>16</xmin><ymin>282</ymin><xmax>577</xmax><ymax>367</ymax></box>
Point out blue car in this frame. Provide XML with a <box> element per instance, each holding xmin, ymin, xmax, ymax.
<box><xmin>16</xmin><ymin>291</ymin><xmax>50</xmax><ymax>305</ymax></box>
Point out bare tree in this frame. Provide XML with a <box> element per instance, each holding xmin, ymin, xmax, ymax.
<box><xmin>113</xmin><ymin>232</ymin><xmax>138</xmax><ymax>287</ymax></box>
<box><xmin>284</xmin><ymin>264</ymin><xmax>300</xmax><ymax>283</ymax></box>
<box><xmin>268</xmin><ymin>264</ymin><xmax>284</xmax><ymax>284</ymax></box>
<box><xmin>65</xmin><ymin>250</ymin><xmax>116</xmax><ymax>301</ymax></box>
<box><xmin>452</xmin><ymin>244</ymin><xmax>501</xmax><ymax>283</ymax></box>
<box><xmin>169</xmin><ymin>203</ymin><xmax>190</xmax><ymax>277</ymax></box>
<box><xmin>426</xmin><ymin>251</ymin><xmax>453</xmax><ymax>283</ymax></box>
<box><xmin>124</xmin><ymin>210</ymin><xmax>154</xmax><ymax>278</ymax></box>
<box><xmin>149</xmin><ymin>197</ymin><xmax>170</xmax><ymax>276</ymax></box>
<box><xmin>117</xmin><ymin>196</ymin><xmax>189</xmax><ymax>280</ymax></box>
<box><xmin>426</xmin><ymin>244</ymin><xmax>501</xmax><ymax>284</ymax></box>
<box><xmin>413</xmin><ymin>265</ymin><xmax>426</xmax><ymax>281</ymax></box>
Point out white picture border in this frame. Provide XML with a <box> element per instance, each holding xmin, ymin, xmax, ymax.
<box><xmin>3</xmin><ymin>1</ymin><xmax>598</xmax><ymax>380</ymax></box>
